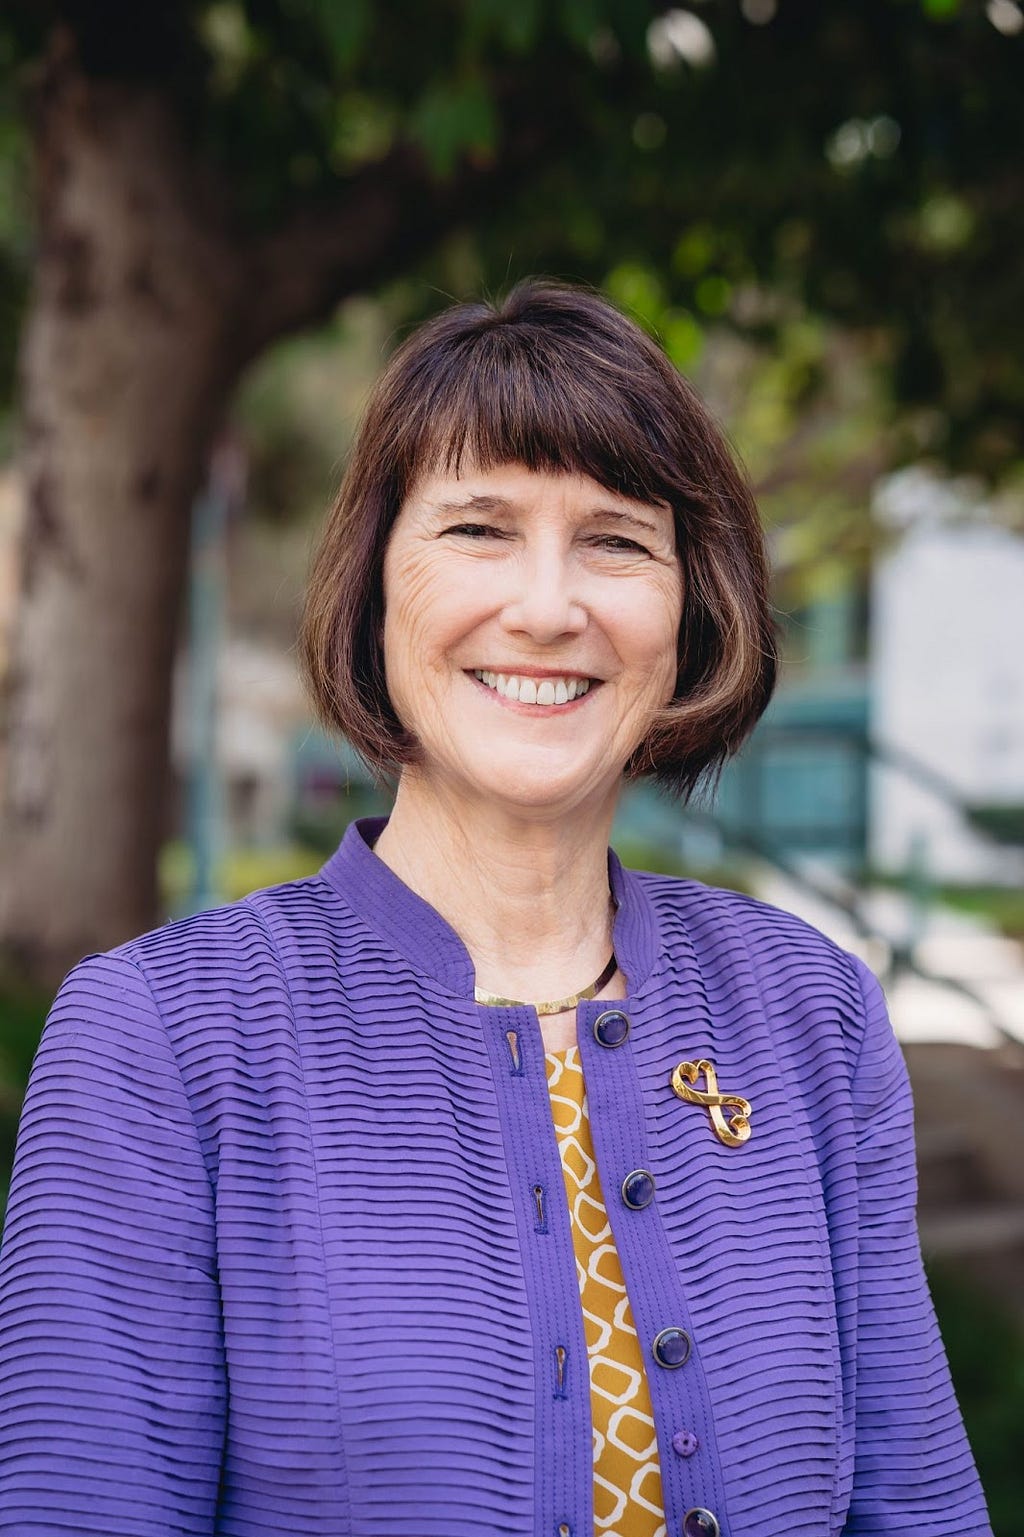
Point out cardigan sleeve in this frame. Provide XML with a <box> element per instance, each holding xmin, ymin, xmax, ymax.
<box><xmin>842</xmin><ymin>954</ymin><xmax>992</xmax><ymax>1536</ymax></box>
<box><xmin>0</xmin><ymin>951</ymin><xmax>225</xmax><ymax>1536</ymax></box>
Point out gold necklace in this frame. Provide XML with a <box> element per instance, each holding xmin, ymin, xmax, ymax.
<box><xmin>474</xmin><ymin>953</ymin><xmax>618</xmax><ymax>1015</ymax></box>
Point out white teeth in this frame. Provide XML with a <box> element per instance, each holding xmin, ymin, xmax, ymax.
<box><xmin>473</xmin><ymin>670</ymin><xmax>593</xmax><ymax>705</ymax></box>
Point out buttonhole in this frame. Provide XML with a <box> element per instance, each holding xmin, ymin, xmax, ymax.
<box><xmin>532</xmin><ymin>1183</ymin><xmax>548</xmax><ymax>1232</ymax></box>
<box><xmin>554</xmin><ymin>1344</ymin><xmax>568</xmax><ymax>1398</ymax></box>
<box><xmin>505</xmin><ymin>1029</ymin><xmax>522</xmax><ymax>1073</ymax></box>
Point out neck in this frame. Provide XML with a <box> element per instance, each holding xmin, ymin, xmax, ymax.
<box><xmin>373</xmin><ymin>773</ymin><xmax>620</xmax><ymax>1004</ymax></box>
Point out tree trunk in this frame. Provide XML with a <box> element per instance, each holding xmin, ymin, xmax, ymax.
<box><xmin>0</xmin><ymin>42</ymin><xmax>237</xmax><ymax>984</ymax></box>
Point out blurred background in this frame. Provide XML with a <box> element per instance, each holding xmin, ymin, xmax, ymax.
<box><xmin>1</xmin><ymin>0</ymin><xmax>1023</xmax><ymax>1526</ymax></box>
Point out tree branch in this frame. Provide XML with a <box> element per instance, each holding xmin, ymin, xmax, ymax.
<box><xmin>233</xmin><ymin>99</ymin><xmax>563</xmax><ymax>363</ymax></box>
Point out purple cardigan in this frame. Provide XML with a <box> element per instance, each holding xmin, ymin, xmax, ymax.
<box><xmin>0</xmin><ymin>817</ymin><xmax>990</xmax><ymax>1536</ymax></box>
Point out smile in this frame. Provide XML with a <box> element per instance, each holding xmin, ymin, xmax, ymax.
<box><xmin>471</xmin><ymin>669</ymin><xmax>593</xmax><ymax>706</ymax></box>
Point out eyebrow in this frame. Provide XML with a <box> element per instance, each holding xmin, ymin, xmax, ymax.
<box><xmin>430</xmin><ymin>493</ymin><xmax>663</xmax><ymax>535</ymax></box>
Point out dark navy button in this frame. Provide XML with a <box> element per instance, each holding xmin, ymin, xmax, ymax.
<box><xmin>652</xmin><ymin>1327</ymin><xmax>691</xmax><ymax>1368</ymax></box>
<box><xmin>593</xmin><ymin>1009</ymin><xmax>630</xmax><ymax>1047</ymax></box>
<box><xmin>621</xmin><ymin>1169</ymin><xmax>656</xmax><ymax>1209</ymax></box>
<box><xmin>682</xmin><ymin>1509</ymin><xmax>720</xmax><ymax>1537</ymax></box>
<box><xmin>672</xmin><ymin>1429</ymin><xmax>699</xmax><ymax>1458</ymax></box>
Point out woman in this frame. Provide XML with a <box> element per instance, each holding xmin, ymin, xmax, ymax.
<box><xmin>0</xmin><ymin>281</ymin><xmax>990</xmax><ymax>1537</ymax></box>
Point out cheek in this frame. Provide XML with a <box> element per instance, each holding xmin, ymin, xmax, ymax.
<box><xmin>658</xmin><ymin>570</ymin><xmax>685</xmax><ymax>687</ymax></box>
<box><xmin>627</xmin><ymin>580</ymin><xmax>683</xmax><ymax>689</ymax></box>
<box><xmin>383</xmin><ymin>548</ymin><xmax>438</xmax><ymax>659</ymax></box>
<box><xmin>648</xmin><ymin>636</ymin><xmax>681</xmax><ymax>705</ymax></box>
<box><xmin>382</xmin><ymin>547</ymin><xmax>480</xmax><ymax>694</ymax></box>
<box><xmin>381</xmin><ymin>547</ymin><xmax>431</xmax><ymax>716</ymax></box>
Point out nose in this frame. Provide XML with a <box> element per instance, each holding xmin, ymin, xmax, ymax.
<box><xmin>498</xmin><ymin>542</ymin><xmax>587</xmax><ymax>643</ymax></box>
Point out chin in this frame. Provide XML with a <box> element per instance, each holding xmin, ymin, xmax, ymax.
<box><xmin>459</xmin><ymin>748</ymin><xmax>617</xmax><ymax>818</ymax></box>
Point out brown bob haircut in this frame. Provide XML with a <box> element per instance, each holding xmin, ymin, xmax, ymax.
<box><xmin>301</xmin><ymin>278</ymin><xmax>778</xmax><ymax>802</ymax></box>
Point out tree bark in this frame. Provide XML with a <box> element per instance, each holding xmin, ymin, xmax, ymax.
<box><xmin>0</xmin><ymin>38</ymin><xmax>237</xmax><ymax>982</ymax></box>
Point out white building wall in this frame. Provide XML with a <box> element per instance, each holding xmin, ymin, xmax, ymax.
<box><xmin>869</xmin><ymin>469</ymin><xmax>1024</xmax><ymax>884</ymax></box>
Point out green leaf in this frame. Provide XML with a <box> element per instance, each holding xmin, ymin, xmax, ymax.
<box><xmin>465</xmin><ymin>0</ymin><xmax>542</xmax><ymax>53</ymax></box>
<box><xmin>307</xmin><ymin>0</ymin><xmax>371</xmax><ymax>69</ymax></box>
<box><xmin>672</xmin><ymin>224</ymin><xmax>716</xmax><ymax>279</ymax></box>
<box><xmin>559</xmin><ymin>0</ymin><xmax>603</xmax><ymax>51</ymax></box>
<box><xmin>409</xmin><ymin>76</ymin><xmax>498</xmax><ymax>178</ymax></box>
<box><xmin>604</xmin><ymin>261</ymin><xmax>665</xmax><ymax>331</ymax></box>
<box><xmin>330</xmin><ymin>93</ymin><xmax>398</xmax><ymax>172</ymax></box>
<box><xmin>501</xmin><ymin>0</ymin><xmax>542</xmax><ymax>52</ymax></box>
<box><xmin>695</xmin><ymin>274</ymin><xmax>732</xmax><ymax>317</ymax></box>
<box><xmin>662</xmin><ymin>309</ymin><xmax>704</xmax><ymax>370</ymax></box>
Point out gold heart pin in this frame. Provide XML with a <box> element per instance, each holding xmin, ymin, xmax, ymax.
<box><xmin>670</xmin><ymin>1059</ymin><xmax>752</xmax><ymax>1147</ymax></box>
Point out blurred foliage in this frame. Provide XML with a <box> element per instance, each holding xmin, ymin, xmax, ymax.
<box><xmin>869</xmin><ymin>867</ymin><xmax>1024</xmax><ymax>939</ymax></box>
<box><xmin>0</xmin><ymin>976</ymin><xmax>47</xmax><ymax>1219</ymax></box>
<box><xmin>0</xmin><ymin>0</ymin><xmax>1021</xmax><ymax>483</ymax></box>
<box><xmin>287</xmin><ymin>788</ymin><xmax>394</xmax><ymax>857</ymax></box>
<box><xmin>236</xmin><ymin>298</ymin><xmax>386</xmax><ymax>526</ymax></box>
<box><xmin>612</xmin><ymin>833</ymin><xmax>754</xmax><ymax>896</ymax></box>
<box><xmin>157</xmin><ymin>787</ymin><xmax>392</xmax><ymax>908</ymax></box>
<box><xmin>158</xmin><ymin>837</ymin><xmax>322</xmax><ymax>911</ymax></box>
<box><xmin>703</xmin><ymin>321</ymin><xmax>892</xmax><ymax>618</ymax></box>
<box><xmin>965</xmin><ymin>804</ymin><xmax>1024</xmax><ymax>847</ymax></box>
<box><xmin>926</xmin><ymin>1259</ymin><xmax>1024</xmax><ymax>1537</ymax></box>
<box><xmin>932</xmin><ymin>883</ymin><xmax>1024</xmax><ymax>940</ymax></box>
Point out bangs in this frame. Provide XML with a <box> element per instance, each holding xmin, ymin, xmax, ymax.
<box><xmin>391</xmin><ymin>323</ymin><xmax>680</xmax><ymax>509</ymax></box>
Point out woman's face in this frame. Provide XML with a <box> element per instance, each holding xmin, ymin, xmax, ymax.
<box><xmin>382</xmin><ymin>462</ymin><xmax>683</xmax><ymax>819</ymax></box>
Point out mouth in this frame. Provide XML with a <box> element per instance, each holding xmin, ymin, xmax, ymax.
<box><xmin>469</xmin><ymin>669</ymin><xmax>596</xmax><ymax>707</ymax></box>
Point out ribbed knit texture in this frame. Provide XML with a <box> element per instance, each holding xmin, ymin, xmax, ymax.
<box><xmin>0</xmin><ymin>818</ymin><xmax>992</xmax><ymax>1536</ymax></box>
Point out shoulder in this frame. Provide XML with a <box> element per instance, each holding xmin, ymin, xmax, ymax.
<box><xmin>45</xmin><ymin>870</ymin><xmax>337</xmax><ymax>1053</ymax></box>
<box><xmin>110</xmin><ymin>869</ymin><xmax>337</xmax><ymax>983</ymax></box>
<box><xmin>632</xmin><ymin>866</ymin><xmax>853</xmax><ymax>966</ymax></box>
<box><xmin>628</xmin><ymin>867</ymin><xmax>883</xmax><ymax>1059</ymax></box>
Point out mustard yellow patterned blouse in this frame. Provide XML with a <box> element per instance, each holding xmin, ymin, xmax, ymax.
<box><xmin>545</xmin><ymin>1045</ymin><xmax>667</xmax><ymax>1537</ymax></box>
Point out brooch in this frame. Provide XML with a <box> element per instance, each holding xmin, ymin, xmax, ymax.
<box><xmin>670</xmin><ymin>1059</ymin><xmax>752</xmax><ymax>1147</ymax></box>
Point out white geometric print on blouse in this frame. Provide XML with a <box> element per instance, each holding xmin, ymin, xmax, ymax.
<box><xmin>545</xmin><ymin>1046</ymin><xmax>667</xmax><ymax>1537</ymax></box>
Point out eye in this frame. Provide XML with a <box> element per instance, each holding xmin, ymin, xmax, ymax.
<box><xmin>591</xmin><ymin>534</ymin><xmax>650</xmax><ymax>554</ymax></box>
<box><xmin>441</xmin><ymin>522</ymin><xmax>508</xmax><ymax>540</ymax></box>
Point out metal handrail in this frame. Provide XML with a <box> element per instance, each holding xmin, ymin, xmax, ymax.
<box><xmin>869</xmin><ymin>735</ymin><xmax>1024</xmax><ymax>848</ymax></box>
<box><xmin>689</xmin><ymin>809</ymin><xmax>1023</xmax><ymax>1051</ymax></box>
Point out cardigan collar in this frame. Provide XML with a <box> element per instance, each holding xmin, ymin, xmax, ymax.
<box><xmin>320</xmin><ymin>815</ymin><xmax>660</xmax><ymax>1000</ymax></box>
